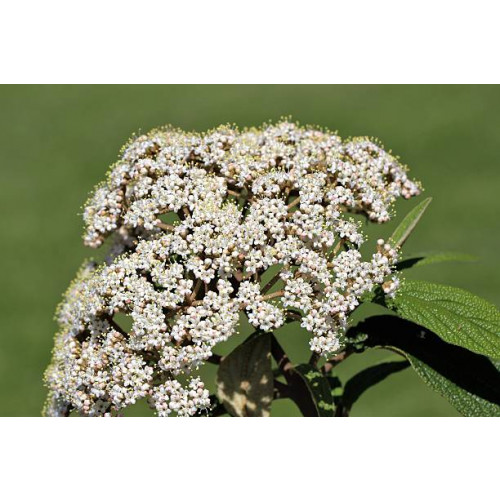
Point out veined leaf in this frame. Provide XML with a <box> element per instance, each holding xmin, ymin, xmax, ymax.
<box><xmin>396</xmin><ymin>252</ymin><xmax>477</xmax><ymax>271</ymax></box>
<box><xmin>291</xmin><ymin>364</ymin><xmax>335</xmax><ymax>417</ymax></box>
<box><xmin>216</xmin><ymin>334</ymin><xmax>273</xmax><ymax>417</ymax></box>
<box><xmin>404</xmin><ymin>354</ymin><xmax>499</xmax><ymax>417</ymax></box>
<box><xmin>341</xmin><ymin>359</ymin><xmax>409</xmax><ymax>412</ymax></box>
<box><xmin>386</xmin><ymin>280</ymin><xmax>500</xmax><ymax>358</ymax></box>
<box><xmin>349</xmin><ymin>315</ymin><xmax>500</xmax><ymax>416</ymax></box>
<box><xmin>389</xmin><ymin>197</ymin><xmax>432</xmax><ymax>248</ymax></box>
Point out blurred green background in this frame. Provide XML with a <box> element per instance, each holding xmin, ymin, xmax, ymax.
<box><xmin>1</xmin><ymin>85</ymin><xmax>499</xmax><ymax>417</ymax></box>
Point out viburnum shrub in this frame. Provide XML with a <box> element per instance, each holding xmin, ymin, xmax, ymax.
<box><xmin>43</xmin><ymin>121</ymin><xmax>500</xmax><ymax>417</ymax></box>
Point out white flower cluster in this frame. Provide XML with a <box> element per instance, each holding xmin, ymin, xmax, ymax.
<box><xmin>44</xmin><ymin>121</ymin><xmax>420</xmax><ymax>417</ymax></box>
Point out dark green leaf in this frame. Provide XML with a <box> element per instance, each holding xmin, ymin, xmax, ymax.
<box><xmin>342</xmin><ymin>360</ymin><xmax>409</xmax><ymax>412</ymax></box>
<box><xmin>216</xmin><ymin>334</ymin><xmax>273</xmax><ymax>417</ymax></box>
<box><xmin>396</xmin><ymin>252</ymin><xmax>477</xmax><ymax>271</ymax></box>
<box><xmin>349</xmin><ymin>315</ymin><xmax>500</xmax><ymax>416</ymax></box>
<box><xmin>326</xmin><ymin>375</ymin><xmax>343</xmax><ymax>401</ymax></box>
<box><xmin>291</xmin><ymin>364</ymin><xmax>335</xmax><ymax>416</ymax></box>
<box><xmin>386</xmin><ymin>280</ymin><xmax>500</xmax><ymax>358</ymax></box>
<box><xmin>404</xmin><ymin>354</ymin><xmax>500</xmax><ymax>417</ymax></box>
<box><xmin>389</xmin><ymin>197</ymin><xmax>432</xmax><ymax>248</ymax></box>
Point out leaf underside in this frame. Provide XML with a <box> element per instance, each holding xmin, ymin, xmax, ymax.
<box><xmin>216</xmin><ymin>334</ymin><xmax>273</xmax><ymax>417</ymax></box>
<box><xmin>349</xmin><ymin>315</ymin><xmax>500</xmax><ymax>416</ymax></box>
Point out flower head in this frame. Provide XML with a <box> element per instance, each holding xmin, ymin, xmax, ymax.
<box><xmin>44</xmin><ymin>121</ymin><xmax>420</xmax><ymax>416</ymax></box>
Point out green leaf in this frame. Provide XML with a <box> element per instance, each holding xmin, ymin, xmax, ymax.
<box><xmin>396</xmin><ymin>252</ymin><xmax>477</xmax><ymax>271</ymax></box>
<box><xmin>216</xmin><ymin>334</ymin><xmax>273</xmax><ymax>417</ymax></box>
<box><xmin>404</xmin><ymin>354</ymin><xmax>500</xmax><ymax>417</ymax></box>
<box><xmin>341</xmin><ymin>359</ymin><xmax>409</xmax><ymax>412</ymax></box>
<box><xmin>326</xmin><ymin>375</ymin><xmax>343</xmax><ymax>402</ymax></box>
<box><xmin>291</xmin><ymin>364</ymin><xmax>335</xmax><ymax>416</ymax></box>
<box><xmin>349</xmin><ymin>315</ymin><xmax>500</xmax><ymax>416</ymax></box>
<box><xmin>386</xmin><ymin>280</ymin><xmax>500</xmax><ymax>358</ymax></box>
<box><xmin>389</xmin><ymin>197</ymin><xmax>432</xmax><ymax>248</ymax></box>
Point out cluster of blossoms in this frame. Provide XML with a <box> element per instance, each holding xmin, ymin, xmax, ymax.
<box><xmin>44</xmin><ymin>121</ymin><xmax>420</xmax><ymax>417</ymax></box>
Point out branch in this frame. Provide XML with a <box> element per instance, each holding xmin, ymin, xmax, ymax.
<box><xmin>270</xmin><ymin>334</ymin><xmax>291</xmax><ymax>374</ymax></box>
<box><xmin>273</xmin><ymin>380</ymin><xmax>290</xmax><ymax>399</ymax></box>
<box><xmin>287</xmin><ymin>197</ymin><xmax>301</xmax><ymax>210</ymax></box>
<box><xmin>107</xmin><ymin>316</ymin><xmax>129</xmax><ymax>338</ymax></box>
<box><xmin>156</xmin><ymin>221</ymin><xmax>175</xmax><ymax>231</ymax></box>
<box><xmin>262</xmin><ymin>290</ymin><xmax>284</xmax><ymax>301</ymax></box>
<box><xmin>187</xmin><ymin>279</ymin><xmax>202</xmax><ymax>305</ymax></box>
<box><xmin>261</xmin><ymin>268</ymin><xmax>284</xmax><ymax>295</ymax></box>
<box><xmin>308</xmin><ymin>351</ymin><xmax>320</xmax><ymax>367</ymax></box>
<box><xmin>322</xmin><ymin>349</ymin><xmax>352</xmax><ymax>374</ymax></box>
